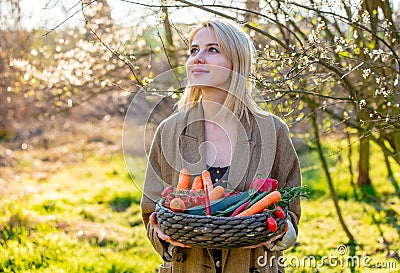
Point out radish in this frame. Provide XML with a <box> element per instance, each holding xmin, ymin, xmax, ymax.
<box><xmin>250</xmin><ymin>177</ymin><xmax>279</xmax><ymax>193</ymax></box>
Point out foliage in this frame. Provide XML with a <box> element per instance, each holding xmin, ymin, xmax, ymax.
<box><xmin>0</xmin><ymin>0</ymin><xmax>174</xmax><ymax>139</ymax></box>
<box><xmin>0</xmin><ymin>142</ymin><xmax>398</xmax><ymax>272</ymax></box>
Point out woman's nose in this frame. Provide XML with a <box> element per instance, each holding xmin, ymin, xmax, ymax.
<box><xmin>193</xmin><ymin>52</ymin><xmax>205</xmax><ymax>64</ymax></box>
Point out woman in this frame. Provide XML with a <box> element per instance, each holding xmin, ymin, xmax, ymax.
<box><xmin>140</xmin><ymin>20</ymin><xmax>301</xmax><ymax>273</ymax></box>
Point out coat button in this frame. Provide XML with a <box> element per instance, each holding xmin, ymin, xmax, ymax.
<box><xmin>174</xmin><ymin>253</ymin><xmax>186</xmax><ymax>263</ymax></box>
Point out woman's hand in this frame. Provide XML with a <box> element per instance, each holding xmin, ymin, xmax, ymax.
<box><xmin>243</xmin><ymin>223</ymin><xmax>289</xmax><ymax>249</ymax></box>
<box><xmin>149</xmin><ymin>212</ymin><xmax>192</xmax><ymax>248</ymax></box>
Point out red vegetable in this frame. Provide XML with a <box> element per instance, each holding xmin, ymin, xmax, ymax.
<box><xmin>203</xmin><ymin>185</ymin><xmax>212</xmax><ymax>216</ymax></box>
<box><xmin>249</xmin><ymin>178</ymin><xmax>265</xmax><ymax>192</ymax></box>
<box><xmin>274</xmin><ymin>206</ymin><xmax>285</xmax><ymax>219</ymax></box>
<box><xmin>267</xmin><ymin>217</ymin><xmax>277</xmax><ymax>232</ymax></box>
<box><xmin>190</xmin><ymin>194</ymin><xmax>205</xmax><ymax>207</ymax></box>
<box><xmin>161</xmin><ymin>186</ymin><xmax>174</xmax><ymax>197</ymax></box>
<box><xmin>249</xmin><ymin>177</ymin><xmax>279</xmax><ymax>193</ymax></box>
<box><xmin>230</xmin><ymin>199</ymin><xmax>252</xmax><ymax>217</ymax></box>
<box><xmin>267</xmin><ymin>178</ymin><xmax>279</xmax><ymax>192</ymax></box>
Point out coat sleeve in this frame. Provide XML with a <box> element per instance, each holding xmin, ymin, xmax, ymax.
<box><xmin>270</xmin><ymin>118</ymin><xmax>302</xmax><ymax>235</ymax></box>
<box><xmin>140</xmin><ymin>122</ymin><xmax>177</xmax><ymax>262</ymax></box>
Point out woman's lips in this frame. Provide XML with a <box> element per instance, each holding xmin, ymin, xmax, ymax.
<box><xmin>192</xmin><ymin>69</ymin><xmax>209</xmax><ymax>75</ymax></box>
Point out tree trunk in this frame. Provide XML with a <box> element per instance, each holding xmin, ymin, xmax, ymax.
<box><xmin>162</xmin><ymin>3</ymin><xmax>177</xmax><ymax>69</ymax></box>
<box><xmin>312</xmin><ymin>112</ymin><xmax>355</xmax><ymax>244</ymax></box>
<box><xmin>357</xmin><ymin>137</ymin><xmax>371</xmax><ymax>188</ymax></box>
<box><xmin>346</xmin><ymin>132</ymin><xmax>359</xmax><ymax>200</ymax></box>
<box><xmin>383</xmin><ymin>148</ymin><xmax>400</xmax><ymax>196</ymax></box>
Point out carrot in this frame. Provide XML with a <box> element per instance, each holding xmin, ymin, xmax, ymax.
<box><xmin>191</xmin><ymin>176</ymin><xmax>204</xmax><ymax>191</ymax></box>
<box><xmin>208</xmin><ymin>186</ymin><xmax>225</xmax><ymax>201</ymax></box>
<box><xmin>202</xmin><ymin>170</ymin><xmax>214</xmax><ymax>193</ymax></box>
<box><xmin>201</xmin><ymin>170</ymin><xmax>214</xmax><ymax>215</ymax></box>
<box><xmin>176</xmin><ymin>168</ymin><xmax>190</xmax><ymax>191</ymax></box>
<box><xmin>234</xmin><ymin>191</ymin><xmax>281</xmax><ymax>217</ymax></box>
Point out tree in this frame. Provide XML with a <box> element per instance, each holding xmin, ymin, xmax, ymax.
<box><xmin>0</xmin><ymin>0</ymin><xmax>170</xmax><ymax>141</ymax></box>
<box><xmin>115</xmin><ymin>0</ymin><xmax>399</xmax><ymax>245</ymax></box>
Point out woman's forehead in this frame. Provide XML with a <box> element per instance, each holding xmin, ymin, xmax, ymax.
<box><xmin>191</xmin><ymin>27</ymin><xmax>218</xmax><ymax>45</ymax></box>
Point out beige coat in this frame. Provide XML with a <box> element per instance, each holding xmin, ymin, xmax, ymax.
<box><xmin>140</xmin><ymin>103</ymin><xmax>301</xmax><ymax>273</ymax></box>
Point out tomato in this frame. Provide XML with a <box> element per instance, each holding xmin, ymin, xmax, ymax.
<box><xmin>193</xmin><ymin>194</ymin><xmax>205</xmax><ymax>206</ymax></box>
<box><xmin>274</xmin><ymin>206</ymin><xmax>285</xmax><ymax>219</ymax></box>
<box><xmin>169</xmin><ymin>197</ymin><xmax>187</xmax><ymax>212</ymax></box>
<box><xmin>266</xmin><ymin>217</ymin><xmax>277</xmax><ymax>232</ymax></box>
<box><xmin>180</xmin><ymin>195</ymin><xmax>190</xmax><ymax>207</ymax></box>
<box><xmin>161</xmin><ymin>187</ymin><xmax>174</xmax><ymax>197</ymax></box>
<box><xmin>163</xmin><ymin>200</ymin><xmax>171</xmax><ymax>208</ymax></box>
<box><xmin>167</xmin><ymin>195</ymin><xmax>175</xmax><ymax>201</ymax></box>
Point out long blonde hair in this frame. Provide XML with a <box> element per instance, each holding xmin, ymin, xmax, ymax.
<box><xmin>177</xmin><ymin>20</ymin><xmax>265</xmax><ymax>118</ymax></box>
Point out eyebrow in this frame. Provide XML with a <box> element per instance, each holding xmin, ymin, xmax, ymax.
<box><xmin>190</xmin><ymin>43</ymin><xmax>219</xmax><ymax>47</ymax></box>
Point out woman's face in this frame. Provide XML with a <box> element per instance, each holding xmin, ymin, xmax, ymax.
<box><xmin>186</xmin><ymin>27</ymin><xmax>232</xmax><ymax>90</ymax></box>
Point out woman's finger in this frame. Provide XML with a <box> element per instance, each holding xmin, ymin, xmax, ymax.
<box><xmin>149</xmin><ymin>212</ymin><xmax>158</xmax><ymax>226</ymax></box>
<box><xmin>150</xmin><ymin>212</ymin><xmax>191</xmax><ymax>248</ymax></box>
<box><xmin>264</xmin><ymin>224</ymin><xmax>289</xmax><ymax>246</ymax></box>
<box><xmin>170</xmin><ymin>240</ymin><xmax>192</xmax><ymax>248</ymax></box>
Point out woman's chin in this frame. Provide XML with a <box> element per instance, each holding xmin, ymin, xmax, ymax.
<box><xmin>188</xmin><ymin>82</ymin><xmax>212</xmax><ymax>88</ymax></box>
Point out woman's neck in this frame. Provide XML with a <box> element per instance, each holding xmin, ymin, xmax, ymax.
<box><xmin>201</xmin><ymin>88</ymin><xmax>228</xmax><ymax>120</ymax></box>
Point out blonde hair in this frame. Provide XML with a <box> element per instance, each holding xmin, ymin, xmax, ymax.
<box><xmin>177</xmin><ymin>20</ymin><xmax>265</xmax><ymax>118</ymax></box>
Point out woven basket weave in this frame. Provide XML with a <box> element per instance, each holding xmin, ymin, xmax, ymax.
<box><xmin>155</xmin><ymin>201</ymin><xmax>287</xmax><ymax>249</ymax></box>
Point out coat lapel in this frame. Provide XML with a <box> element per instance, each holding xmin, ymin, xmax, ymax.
<box><xmin>179</xmin><ymin>103</ymin><xmax>207</xmax><ymax>176</ymax></box>
<box><xmin>227</xmin><ymin>115</ymin><xmax>256</xmax><ymax>191</ymax></box>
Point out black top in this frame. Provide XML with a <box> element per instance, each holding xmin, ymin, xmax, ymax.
<box><xmin>207</xmin><ymin>165</ymin><xmax>229</xmax><ymax>187</ymax></box>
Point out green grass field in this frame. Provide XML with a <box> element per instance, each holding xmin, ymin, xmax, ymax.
<box><xmin>0</xmin><ymin>140</ymin><xmax>399</xmax><ymax>272</ymax></box>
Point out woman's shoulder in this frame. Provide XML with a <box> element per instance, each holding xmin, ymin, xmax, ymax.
<box><xmin>252</xmin><ymin>111</ymin><xmax>289</xmax><ymax>131</ymax></box>
<box><xmin>158</xmin><ymin>108</ymin><xmax>190</xmax><ymax>127</ymax></box>
<box><xmin>155</xmin><ymin>106</ymin><xmax>196</xmax><ymax>134</ymax></box>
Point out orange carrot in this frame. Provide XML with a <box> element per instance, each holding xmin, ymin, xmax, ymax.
<box><xmin>176</xmin><ymin>168</ymin><xmax>191</xmax><ymax>191</ymax></box>
<box><xmin>209</xmin><ymin>186</ymin><xmax>225</xmax><ymax>201</ymax></box>
<box><xmin>234</xmin><ymin>191</ymin><xmax>281</xmax><ymax>217</ymax></box>
<box><xmin>191</xmin><ymin>175</ymin><xmax>204</xmax><ymax>191</ymax></box>
<box><xmin>202</xmin><ymin>170</ymin><xmax>214</xmax><ymax>193</ymax></box>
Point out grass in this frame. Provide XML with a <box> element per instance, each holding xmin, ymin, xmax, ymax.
<box><xmin>0</xmin><ymin>139</ymin><xmax>399</xmax><ymax>272</ymax></box>
<box><xmin>0</xmin><ymin>154</ymin><xmax>161</xmax><ymax>273</ymax></box>
<box><xmin>287</xmin><ymin>137</ymin><xmax>400</xmax><ymax>272</ymax></box>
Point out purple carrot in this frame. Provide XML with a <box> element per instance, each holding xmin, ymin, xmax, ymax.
<box><xmin>230</xmin><ymin>199</ymin><xmax>252</xmax><ymax>217</ymax></box>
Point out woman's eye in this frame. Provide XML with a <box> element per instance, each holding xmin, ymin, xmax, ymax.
<box><xmin>190</xmin><ymin>48</ymin><xmax>199</xmax><ymax>55</ymax></box>
<box><xmin>209</xmin><ymin>47</ymin><xmax>219</xmax><ymax>53</ymax></box>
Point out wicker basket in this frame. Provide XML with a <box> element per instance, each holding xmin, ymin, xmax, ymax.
<box><xmin>155</xmin><ymin>201</ymin><xmax>287</xmax><ymax>249</ymax></box>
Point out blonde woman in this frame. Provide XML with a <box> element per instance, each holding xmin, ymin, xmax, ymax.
<box><xmin>141</xmin><ymin>20</ymin><xmax>301</xmax><ymax>273</ymax></box>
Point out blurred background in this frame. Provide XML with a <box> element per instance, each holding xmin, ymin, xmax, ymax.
<box><xmin>0</xmin><ymin>0</ymin><xmax>399</xmax><ymax>272</ymax></box>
